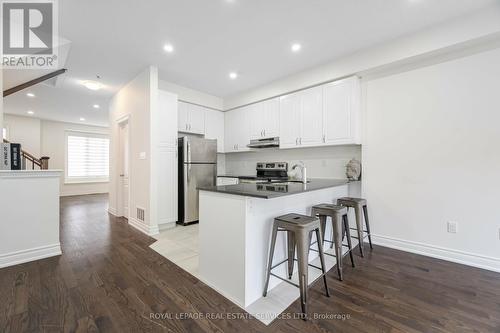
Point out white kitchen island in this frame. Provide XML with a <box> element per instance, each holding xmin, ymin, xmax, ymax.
<box><xmin>198</xmin><ymin>179</ymin><xmax>353</xmax><ymax>309</ymax></box>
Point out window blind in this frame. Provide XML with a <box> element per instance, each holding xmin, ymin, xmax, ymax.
<box><xmin>67</xmin><ymin>132</ymin><xmax>109</xmax><ymax>180</ymax></box>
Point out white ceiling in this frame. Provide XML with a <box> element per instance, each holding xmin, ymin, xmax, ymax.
<box><xmin>3</xmin><ymin>0</ymin><xmax>500</xmax><ymax>126</ymax></box>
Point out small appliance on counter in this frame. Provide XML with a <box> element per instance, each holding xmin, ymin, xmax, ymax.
<box><xmin>178</xmin><ymin>136</ymin><xmax>217</xmax><ymax>225</ymax></box>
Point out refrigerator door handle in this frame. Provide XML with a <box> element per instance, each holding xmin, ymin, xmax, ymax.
<box><xmin>187</xmin><ymin>163</ymin><xmax>191</xmax><ymax>182</ymax></box>
<box><xmin>187</xmin><ymin>141</ymin><xmax>191</xmax><ymax>164</ymax></box>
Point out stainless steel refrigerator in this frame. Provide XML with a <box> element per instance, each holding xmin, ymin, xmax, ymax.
<box><xmin>178</xmin><ymin>136</ymin><xmax>217</xmax><ymax>225</ymax></box>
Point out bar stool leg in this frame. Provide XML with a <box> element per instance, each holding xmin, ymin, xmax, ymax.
<box><xmin>331</xmin><ymin>217</ymin><xmax>343</xmax><ymax>281</ymax></box>
<box><xmin>343</xmin><ymin>214</ymin><xmax>355</xmax><ymax>268</ymax></box>
<box><xmin>354</xmin><ymin>206</ymin><xmax>365</xmax><ymax>257</ymax></box>
<box><xmin>315</xmin><ymin>227</ymin><xmax>330</xmax><ymax>297</ymax></box>
<box><xmin>287</xmin><ymin>230</ymin><xmax>295</xmax><ymax>279</ymax></box>
<box><xmin>363</xmin><ymin>204</ymin><xmax>373</xmax><ymax>250</ymax></box>
<box><xmin>295</xmin><ymin>229</ymin><xmax>310</xmax><ymax>320</ymax></box>
<box><xmin>319</xmin><ymin>215</ymin><xmax>327</xmax><ymax>249</ymax></box>
<box><xmin>263</xmin><ymin>224</ymin><xmax>279</xmax><ymax>297</ymax></box>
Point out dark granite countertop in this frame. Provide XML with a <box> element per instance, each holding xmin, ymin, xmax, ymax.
<box><xmin>199</xmin><ymin>178</ymin><xmax>352</xmax><ymax>199</ymax></box>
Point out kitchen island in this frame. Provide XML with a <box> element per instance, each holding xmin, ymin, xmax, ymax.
<box><xmin>198</xmin><ymin>179</ymin><xmax>356</xmax><ymax>308</ymax></box>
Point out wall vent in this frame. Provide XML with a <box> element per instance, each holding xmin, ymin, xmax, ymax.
<box><xmin>137</xmin><ymin>207</ymin><xmax>145</xmax><ymax>221</ymax></box>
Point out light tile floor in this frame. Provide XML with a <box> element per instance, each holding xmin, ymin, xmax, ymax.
<box><xmin>150</xmin><ymin>224</ymin><xmax>354</xmax><ymax>325</ymax></box>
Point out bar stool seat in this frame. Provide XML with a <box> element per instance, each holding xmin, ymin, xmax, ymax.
<box><xmin>337</xmin><ymin>197</ymin><xmax>373</xmax><ymax>257</ymax></box>
<box><xmin>311</xmin><ymin>204</ymin><xmax>355</xmax><ymax>281</ymax></box>
<box><xmin>263</xmin><ymin>213</ymin><xmax>329</xmax><ymax>320</ymax></box>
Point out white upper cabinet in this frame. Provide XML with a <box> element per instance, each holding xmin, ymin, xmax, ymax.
<box><xmin>178</xmin><ymin>101</ymin><xmax>205</xmax><ymax>135</ymax></box>
<box><xmin>279</xmin><ymin>92</ymin><xmax>302</xmax><ymax>148</ymax></box>
<box><xmin>205</xmin><ymin>108</ymin><xmax>225</xmax><ymax>153</ymax></box>
<box><xmin>299</xmin><ymin>86</ymin><xmax>323</xmax><ymax>147</ymax></box>
<box><xmin>225</xmin><ymin>106</ymin><xmax>250</xmax><ymax>153</ymax></box>
<box><xmin>279</xmin><ymin>76</ymin><xmax>361</xmax><ymax>149</ymax></box>
<box><xmin>323</xmin><ymin>77</ymin><xmax>361</xmax><ymax>145</ymax></box>
<box><xmin>249</xmin><ymin>98</ymin><xmax>280</xmax><ymax>139</ymax></box>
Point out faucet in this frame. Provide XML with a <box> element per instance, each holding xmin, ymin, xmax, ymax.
<box><xmin>292</xmin><ymin>161</ymin><xmax>307</xmax><ymax>184</ymax></box>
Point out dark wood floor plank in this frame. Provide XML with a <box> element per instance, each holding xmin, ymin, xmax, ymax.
<box><xmin>1</xmin><ymin>193</ymin><xmax>500</xmax><ymax>333</ymax></box>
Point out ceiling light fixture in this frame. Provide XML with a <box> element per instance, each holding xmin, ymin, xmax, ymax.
<box><xmin>291</xmin><ymin>43</ymin><xmax>302</xmax><ymax>53</ymax></box>
<box><xmin>80</xmin><ymin>117</ymin><xmax>86</xmax><ymax>121</ymax></box>
<box><xmin>26</xmin><ymin>92</ymin><xmax>35</xmax><ymax>98</ymax></box>
<box><xmin>229</xmin><ymin>72</ymin><xmax>238</xmax><ymax>80</ymax></box>
<box><xmin>82</xmin><ymin>80</ymin><xmax>103</xmax><ymax>91</ymax></box>
<box><xmin>93</xmin><ymin>104</ymin><xmax>100</xmax><ymax>109</ymax></box>
<box><xmin>27</xmin><ymin>110</ymin><xmax>34</xmax><ymax>115</ymax></box>
<box><xmin>163</xmin><ymin>43</ymin><xmax>174</xmax><ymax>53</ymax></box>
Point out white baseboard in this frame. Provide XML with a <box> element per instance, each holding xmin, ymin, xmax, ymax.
<box><xmin>158</xmin><ymin>221</ymin><xmax>176</xmax><ymax>231</ymax></box>
<box><xmin>0</xmin><ymin>243</ymin><xmax>62</xmax><ymax>268</ymax></box>
<box><xmin>372</xmin><ymin>234</ymin><xmax>500</xmax><ymax>273</ymax></box>
<box><xmin>128</xmin><ymin>217</ymin><xmax>159</xmax><ymax>236</ymax></box>
<box><xmin>108</xmin><ymin>207</ymin><xmax>119</xmax><ymax>217</ymax></box>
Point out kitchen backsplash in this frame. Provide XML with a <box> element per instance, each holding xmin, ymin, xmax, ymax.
<box><xmin>222</xmin><ymin>145</ymin><xmax>361</xmax><ymax>179</ymax></box>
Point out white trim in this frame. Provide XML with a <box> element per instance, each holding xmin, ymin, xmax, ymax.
<box><xmin>372</xmin><ymin>234</ymin><xmax>500</xmax><ymax>273</ymax></box>
<box><xmin>0</xmin><ymin>243</ymin><xmax>62</xmax><ymax>268</ymax></box>
<box><xmin>108</xmin><ymin>207</ymin><xmax>119</xmax><ymax>217</ymax></box>
<box><xmin>158</xmin><ymin>221</ymin><xmax>176</xmax><ymax>231</ymax></box>
<box><xmin>64</xmin><ymin>178</ymin><xmax>109</xmax><ymax>184</ymax></box>
<box><xmin>128</xmin><ymin>217</ymin><xmax>159</xmax><ymax>236</ymax></box>
<box><xmin>0</xmin><ymin>170</ymin><xmax>62</xmax><ymax>178</ymax></box>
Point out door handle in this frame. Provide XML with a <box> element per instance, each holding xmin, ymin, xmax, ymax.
<box><xmin>187</xmin><ymin>142</ymin><xmax>191</xmax><ymax>164</ymax></box>
<box><xmin>263</xmin><ymin>130</ymin><xmax>266</xmax><ymax>137</ymax></box>
<box><xmin>187</xmin><ymin>163</ymin><xmax>191</xmax><ymax>182</ymax></box>
<box><xmin>120</xmin><ymin>174</ymin><xmax>124</xmax><ymax>177</ymax></box>
<box><xmin>322</xmin><ymin>134</ymin><xmax>326</xmax><ymax>143</ymax></box>
<box><xmin>295</xmin><ymin>138</ymin><xmax>298</xmax><ymax>145</ymax></box>
<box><xmin>300</xmin><ymin>138</ymin><xmax>302</xmax><ymax>145</ymax></box>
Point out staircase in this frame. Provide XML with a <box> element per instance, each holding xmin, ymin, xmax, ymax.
<box><xmin>2</xmin><ymin>139</ymin><xmax>50</xmax><ymax>170</ymax></box>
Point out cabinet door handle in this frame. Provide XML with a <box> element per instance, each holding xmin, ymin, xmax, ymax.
<box><xmin>185</xmin><ymin>124</ymin><xmax>188</xmax><ymax>130</ymax></box>
<box><xmin>189</xmin><ymin>124</ymin><xmax>191</xmax><ymax>131</ymax></box>
<box><xmin>295</xmin><ymin>138</ymin><xmax>298</xmax><ymax>145</ymax></box>
<box><xmin>322</xmin><ymin>134</ymin><xmax>326</xmax><ymax>143</ymax></box>
<box><xmin>300</xmin><ymin>138</ymin><xmax>302</xmax><ymax>145</ymax></box>
<box><xmin>263</xmin><ymin>130</ymin><xmax>266</xmax><ymax>137</ymax></box>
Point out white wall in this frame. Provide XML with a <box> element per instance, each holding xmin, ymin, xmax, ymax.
<box><xmin>363</xmin><ymin>47</ymin><xmax>500</xmax><ymax>272</ymax></box>
<box><xmin>3</xmin><ymin>115</ymin><xmax>41</xmax><ymax>156</ymax></box>
<box><xmin>3</xmin><ymin>114</ymin><xmax>109</xmax><ymax>196</ymax></box>
<box><xmin>224</xmin><ymin>6</ymin><xmax>500</xmax><ymax>109</ymax></box>
<box><xmin>224</xmin><ymin>145</ymin><xmax>361</xmax><ymax>179</ymax></box>
<box><xmin>41</xmin><ymin>120</ymin><xmax>109</xmax><ymax>196</ymax></box>
<box><xmin>109</xmin><ymin>67</ymin><xmax>156</xmax><ymax>235</ymax></box>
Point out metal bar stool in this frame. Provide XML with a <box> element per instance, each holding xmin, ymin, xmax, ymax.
<box><xmin>311</xmin><ymin>204</ymin><xmax>355</xmax><ymax>281</ymax></box>
<box><xmin>263</xmin><ymin>213</ymin><xmax>330</xmax><ymax>320</ymax></box>
<box><xmin>337</xmin><ymin>197</ymin><xmax>373</xmax><ymax>257</ymax></box>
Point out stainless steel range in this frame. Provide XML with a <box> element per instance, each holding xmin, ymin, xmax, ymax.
<box><xmin>238</xmin><ymin>162</ymin><xmax>289</xmax><ymax>184</ymax></box>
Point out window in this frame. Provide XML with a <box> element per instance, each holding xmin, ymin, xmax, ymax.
<box><xmin>66</xmin><ymin>131</ymin><xmax>109</xmax><ymax>183</ymax></box>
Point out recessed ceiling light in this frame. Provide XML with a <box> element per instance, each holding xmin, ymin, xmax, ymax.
<box><xmin>26</xmin><ymin>92</ymin><xmax>35</xmax><ymax>98</ymax></box>
<box><xmin>93</xmin><ymin>104</ymin><xmax>100</xmax><ymax>109</ymax></box>
<box><xmin>291</xmin><ymin>43</ymin><xmax>302</xmax><ymax>53</ymax></box>
<box><xmin>27</xmin><ymin>110</ymin><xmax>34</xmax><ymax>115</ymax></box>
<box><xmin>80</xmin><ymin>117</ymin><xmax>86</xmax><ymax>121</ymax></box>
<box><xmin>82</xmin><ymin>80</ymin><xmax>103</xmax><ymax>91</ymax></box>
<box><xmin>163</xmin><ymin>43</ymin><xmax>174</xmax><ymax>53</ymax></box>
<box><xmin>229</xmin><ymin>72</ymin><xmax>238</xmax><ymax>80</ymax></box>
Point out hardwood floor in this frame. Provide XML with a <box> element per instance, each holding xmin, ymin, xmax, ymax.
<box><xmin>1</xmin><ymin>194</ymin><xmax>499</xmax><ymax>332</ymax></box>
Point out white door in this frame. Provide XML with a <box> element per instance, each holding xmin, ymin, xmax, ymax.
<box><xmin>279</xmin><ymin>93</ymin><xmax>301</xmax><ymax>149</ymax></box>
<box><xmin>178</xmin><ymin>102</ymin><xmax>190</xmax><ymax>132</ymax></box>
<box><xmin>189</xmin><ymin>104</ymin><xmax>206</xmax><ymax>135</ymax></box>
<box><xmin>300</xmin><ymin>86</ymin><xmax>324</xmax><ymax>147</ymax></box>
<box><xmin>263</xmin><ymin>97</ymin><xmax>280</xmax><ymax>138</ymax></box>
<box><xmin>118</xmin><ymin>120</ymin><xmax>130</xmax><ymax>218</ymax></box>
